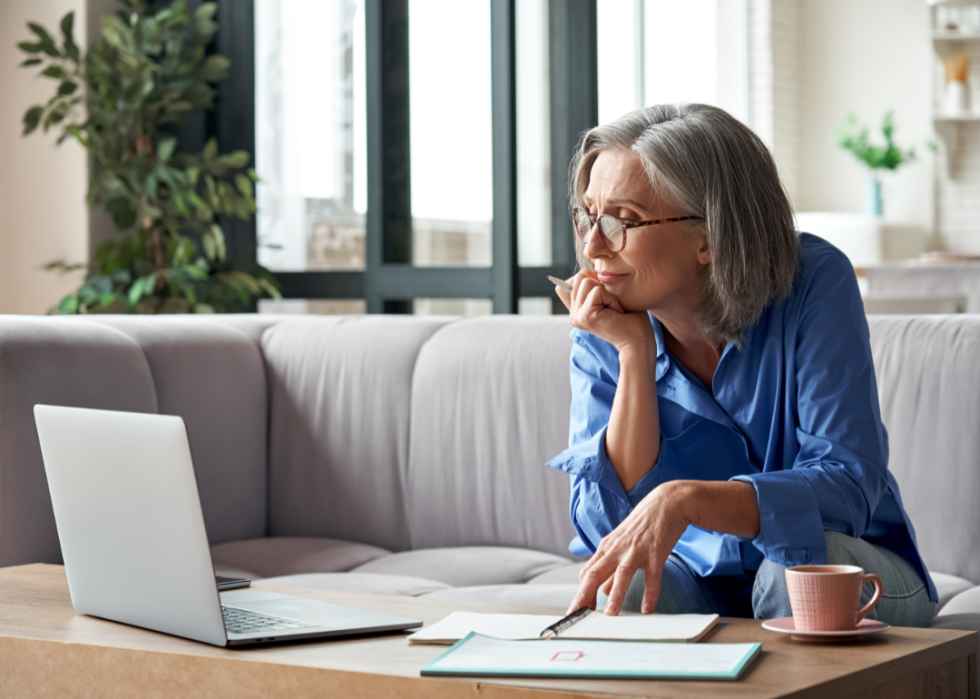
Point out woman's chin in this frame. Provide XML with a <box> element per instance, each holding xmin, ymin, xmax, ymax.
<box><xmin>617</xmin><ymin>299</ymin><xmax>648</xmax><ymax>315</ymax></box>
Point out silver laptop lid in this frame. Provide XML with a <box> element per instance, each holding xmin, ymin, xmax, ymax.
<box><xmin>34</xmin><ymin>405</ymin><xmax>227</xmax><ymax>646</ymax></box>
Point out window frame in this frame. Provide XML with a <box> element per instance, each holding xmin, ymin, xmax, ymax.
<box><xmin>216</xmin><ymin>0</ymin><xmax>598</xmax><ymax>314</ymax></box>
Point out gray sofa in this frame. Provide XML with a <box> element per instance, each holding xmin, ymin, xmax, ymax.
<box><xmin>1</xmin><ymin>313</ymin><xmax>979</xmax><ymax>630</ymax></box>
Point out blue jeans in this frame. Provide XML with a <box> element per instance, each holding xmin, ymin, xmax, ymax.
<box><xmin>596</xmin><ymin>532</ymin><xmax>936</xmax><ymax>627</ymax></box>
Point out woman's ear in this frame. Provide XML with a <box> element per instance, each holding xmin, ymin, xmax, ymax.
<box><xmin>696</xmin><ymin>233</ymin><xmax>711</xmax><ymax>266</ymax></box>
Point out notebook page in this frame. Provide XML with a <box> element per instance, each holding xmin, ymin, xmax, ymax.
<box><xmin>562</xmin><ymin>612</ymin><xmax>719</xmax><ymax>642</ymax></box>
<box><xmin>409</xmin><ymin>612</ymin><xmax>562</xmax><ymax>644</ymax></box>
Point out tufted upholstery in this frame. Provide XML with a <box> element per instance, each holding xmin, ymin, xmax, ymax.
<box><xmin>1</xmin><ymin>313</ymin><xmax>979</xmax><ymax>626</ymax></box>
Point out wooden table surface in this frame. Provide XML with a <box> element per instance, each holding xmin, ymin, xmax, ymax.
<box><xmin>0</xmin><ymin>564</ymin><xmax>975</xmax><ymax>699</ymax></box>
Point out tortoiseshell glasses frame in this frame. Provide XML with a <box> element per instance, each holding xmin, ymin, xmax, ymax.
<box><xmin>571</xmin><ymin>207</ymin><xmax>704</xmax><ymax>252</ymax></box>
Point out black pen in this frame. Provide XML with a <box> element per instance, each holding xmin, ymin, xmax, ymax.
<box><xmin>539</xmin><ymin>606</ymin><xmax>592</xmax><ymax>639</ymax></box>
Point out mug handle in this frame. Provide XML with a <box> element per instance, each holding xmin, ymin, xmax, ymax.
<box><xmin>856</xmin><ymin>573</ymin><xmax>884</xmax><ymax>623</ymax></box>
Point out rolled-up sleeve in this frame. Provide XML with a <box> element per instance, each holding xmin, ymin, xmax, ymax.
<box><xmin>731</xmin><ymin>256</ymin><xmax>890</xmax><ymax>568</ymax></box>
<box><xmin>546</xmin><ymin>332</ymin><xmax>663</xmax><ymax>554</ymax></box>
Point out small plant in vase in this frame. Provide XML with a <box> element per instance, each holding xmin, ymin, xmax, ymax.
<box><xmin>17</xmin><ymin>0</ymin><xmax>280</xmax><ymax>313</ymax></box>
<box><xmin>834</xmin><ymin>110</ymin><xmax>921</xmax><ymax>219</ymax></box>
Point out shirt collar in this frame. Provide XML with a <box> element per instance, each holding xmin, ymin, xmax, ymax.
<box><xmin>648</xmin><ymin>312</ymin><xmax>738</xmax><ymax>430</ymax></box>
<box><xmin>648</xmin><ymin>312</ymin><xmax>670</xmax><ymax>382</ymax></box>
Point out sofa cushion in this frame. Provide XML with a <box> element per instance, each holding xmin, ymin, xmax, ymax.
<box><xmin>422</xmin><ymin>584</ymin><xmax>578</xmax><ymax>609</ymax></box>
<box><xmin>527</xmin><ymin>562</ymin><xmax>586</xmax><ymax>585</ymax></box>
<box><xmin>931</xmin><ymin>571</ymin><xmax>977</xmax><ymax>613</ymax></box>
<box><xmin>210</xmin><ymin>537</ymin><xmax>390</xmax><ymax>578</ymax></box>
<box><xmin>213</xmin><ymin>564</ymin><xmax>260</xmax><ymax>580</ymax></box>
<box><xmin>85</xmin><ymin>316</ymin><xmax>270</xmax><ymax>546</ymax></box>
<box><xmin>406</xmin><ymin>316</ymin><xmax>577</xmax><ymax>557</ymax></box>
<box><xmin>937</xmin><ymin>585</ymin><xmax>980</xmax><ymax>617</ymax></box>
<box><xmin>262</xmin><ymin>316</ymin><xmax>453</xmax><ymax>551</ymax></box>
<box><xmin>0</xmin><ymin>317</ymin><xmax>158</xmax><ymax>567</ymax></box>
<box><xmin>255</xmin><ymin>573</ymin><xmax>450</xmax><ymax>597</ymax></box>
<box><xmin>869</xmin><ymin>315</ymin><xmax>980</xmax><ymax>583</ymax></box>
<box><xmin>350</xmin><ymin>546</ymin><xmax>572</xmax><ymax>586</ymax></box>
<box><xmin>930</xmin><ymin>613</ymin><xmax>980</xmax><ymax>632</ymax></box>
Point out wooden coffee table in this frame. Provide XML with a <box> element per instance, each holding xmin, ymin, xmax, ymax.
<box><xmin>0</xmin><ymin>564</ymin><xmax>974</xmax><ymax>698</ymax></box>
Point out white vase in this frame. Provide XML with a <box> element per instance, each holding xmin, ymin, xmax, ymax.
<box><xmin>946</xmin><ymin>80</ymin><xmax>970</xmax><ymax>113</ymax></box>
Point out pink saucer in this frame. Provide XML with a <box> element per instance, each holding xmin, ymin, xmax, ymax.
<box><xmin>761</xmin><ymin>616</ymin><xmax>891</xmax><ymax>642</ymax></box>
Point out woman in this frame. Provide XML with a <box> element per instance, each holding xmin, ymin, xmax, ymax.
<box><xmin>546</xmin><ymin>103</ymin><xmax>937</xmax><ymax>625</ymax></box>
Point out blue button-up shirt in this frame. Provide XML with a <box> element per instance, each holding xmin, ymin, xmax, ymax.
<box><xmin>546</xmin><ymin>234</ymin><xmax>937</xmax><ymax>601</ymax></box>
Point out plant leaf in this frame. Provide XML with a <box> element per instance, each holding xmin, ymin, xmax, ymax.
<box><xmin>17</xmin><ymin>42</ymin><xmax>41</xmax><ymax>54</ymax></box>
<box><xmin>233</xmin><ymin>173</ymin><xmax>253</xmax><ymax>198</ymax></box>
<box><xmin>202</xmin><ymin>137</ymin><xmax>218</xmax><ymax>161</ymax></box>
<box><xmin>202</xmin><ymin>232</ymin><xmax>216</xmax><ymax>260</ymax></box>
<box><xmin>145</xmin><ymin>170</ymin><xmax>159</xmax><ymax>199</ymax></box>
<box><xmin>157</xmin><ymin>136</ymin><xmax>177</xmax><ymax>163</ymax></box>
<box><xmin>58</xmin><ymin>294</ymin><xmax>80</xmax><ymax>315</ymax></box>
<box><xmin>41</xmin><ymin>65</ymin><xmax>70</xmax><ymax>81</ymax></box>
<box><xmin>42</xmin><ymin>105</ymin><xmax>67</xmax><ymax>131</ymax></box>
<box><xmin>22</xmin><ymin>106</ymin><xmax>44</xmax><ymax>135</ymax></box>
<box><xmin>19</xmin><ymin>58</ymin><xmax>43</xmax><ymax>67</ymax></box>
<box><xmin>196</xmin><ymin>3</ymin><xmax>218</xmax><ymax>21</ymax></box>
<box><xmin>200</xmin><ymin>55</ymin><xmax>230</xmax><ymax>83</ymax></box>
<box><xmin>60</xmin><ymin>11</ymin><xmax>80</xmax><ymax>62</ymax></box>
<box><xmin>106</xmin><ymin>196</ymin><xmax>137</xmax><ymax>230</ymax></box>
<box><xmin>28</xmin><ymin>22</ymin><xmax>56</xmax><ymax>47</ymax></box>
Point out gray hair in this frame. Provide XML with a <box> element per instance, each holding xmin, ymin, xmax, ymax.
<box><xmin>570</xmin><ymin>103</ymin><xmax>799</xmax><ymax>346</ymax></box>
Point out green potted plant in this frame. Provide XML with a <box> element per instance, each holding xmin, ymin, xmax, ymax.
<box><xmin>17</xmin><ymin>0</ymin><xmax>279</xmax><ymax>314</ymax></box>
<box><xmin>834</xmin><ymin>110</ymin><xmax>921</xmax><ymax>218</ymax></box>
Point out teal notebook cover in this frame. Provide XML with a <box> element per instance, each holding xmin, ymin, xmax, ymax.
<box><xmin>421</xmin><ymin>632</ymin><xmax>761</xmax><ymax>681</ymax></box>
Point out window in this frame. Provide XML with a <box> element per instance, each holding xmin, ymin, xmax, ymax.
<box><xmin>255</xmin><ymin>0</ymin><xmax>367</xmax><ymax>272</ymax></box>
<box><xmin>215</xmin><ymin>1</ymin><xmax>750</xmax><ymax>316</ymax></box>
<box><xmin>597</xmin><ymin>0</ymin><xmax>750</xmax><ymax>126</ymax></box>
<box><xmin>409</xmin><ymin>0</ymin><xmax>493</xmax><ymax>269</ymax></box>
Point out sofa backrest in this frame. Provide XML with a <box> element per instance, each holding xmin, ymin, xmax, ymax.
<box><xmin>261</xmin><ymin>315</ymin><xmax>456</xmax><ymax>552</ymax></box>
<box><xmin>4</xmin><ymin>313</ymin><xmax>979</xmax><ymax>580</ymax></box>
<box><xmin>0</xmin><ymin>315</ymin><xmax>274</xmax><ymax>568</ymax></box>
<box><xmin>83</xmin><ymin>316</ymin><xmax>274</xmax><ymax>547</ymax></box>
<box><xmin>405</xmin><ymin>316</ymin><xmax>577</xmax><ymax>558</ymax></box>
<box><xmin>868</xmin><ymin>315</ymin><xmax>980</xmax><ymax>583</ymax></box>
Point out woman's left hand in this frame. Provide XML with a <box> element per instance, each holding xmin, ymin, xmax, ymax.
<box><xmin>568</xmin><ymin>480</ymin><xmax>693</xmax><ymax>615</ymax></box>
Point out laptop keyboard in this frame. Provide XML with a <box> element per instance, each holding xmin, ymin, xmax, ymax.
<box><xmin>222</xmin><ymin>605</ymin><xmax>319</xmax><ymax>635</ymax></box>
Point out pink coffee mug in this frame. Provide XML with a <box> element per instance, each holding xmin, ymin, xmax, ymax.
<box><xmin>784</xmin><ymin>565</ymin><xmax>883</xmax><ymax>632</ymax></box>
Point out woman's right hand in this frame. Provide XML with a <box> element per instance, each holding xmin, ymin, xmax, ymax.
<box><xmin>555</xmin><ymin>271</ymin><xmax>654</xmax><ymax>354</ymax></box>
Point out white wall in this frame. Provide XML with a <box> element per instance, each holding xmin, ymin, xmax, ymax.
<box><xmin>797</xmin><ymin>0</ymin><xmax>934</xmax><ymax>237</ymax></box>
<box><xmin>0</xmin><ymin>0</ymin><xmax>89</xmax><ymax>314</ymax></box>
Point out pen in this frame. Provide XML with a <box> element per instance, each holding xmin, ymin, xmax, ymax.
<box><xmin>540</xmin><ymin>606</ymin><xmax>592</xmax><ymax>639</ymax></box>
<box><xmin>547</xmin><ymin>275</ymin><xmax>572</xmax><ymax>293</ymax></box>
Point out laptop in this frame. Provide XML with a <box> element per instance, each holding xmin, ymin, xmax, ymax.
<box><xmin>34</xmin><ymin>404</ymin><xmax>422</xmax><ymax>647</ymax></box>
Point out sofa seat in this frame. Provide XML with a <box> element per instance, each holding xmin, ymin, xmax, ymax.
<box><xmin>527</xmin><ymin>562</ymin><xmax>585</xmax><ymax>585</ymax></box>
<box><xmin>210</xmin><ymin>537</ymin><xmax>390</xmax><ymax>578</ymax></box>
<box><xmin>422</xmin><ymin>584</ymin><xmax>580</xmax><ymax>608</ymax></box>
<box><xmin>349</xmin><ymin>547</ymin><xmax>573</xmax><ymax>586</ymax></box>
<box><xmin>255</xmin><ymin>573</ymin><xmax>451</xmax><ymax>597</ymax></box>
<box><xmin>938</xmin><ymin>585</ymin><xmax>980</xmax><ymax>617</ymax></box>
<box><xmin>933</xmin><ymin>572</ymin><xmax>978</xmax><ymax>613</ymax></box>
<box><xmin>211</xmin><ymin>537</ymin><xmax>980</xmax><ymax>627</ymax></box>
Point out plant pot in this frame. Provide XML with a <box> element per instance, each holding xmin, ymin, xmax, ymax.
<box><xmin>863</xmin><ymin>176</ymin><xmax>883</xmax><ymax>218</ymax></box>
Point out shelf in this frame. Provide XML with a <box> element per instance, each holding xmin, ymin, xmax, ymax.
<box><xmin>934</xmin><ymin>113</ymin><xmax>980</xmax><ymax>121</ymax></box>
<box><xmin>933</xmin><ymin>30</ymin><xmax>980</xmax><ymax>39</ymax></box>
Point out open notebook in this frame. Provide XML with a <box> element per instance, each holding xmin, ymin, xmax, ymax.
<box><xmin>409</xmin><ymin>610</ymin><xmax>719</xmax><ymax>645</ymax></box>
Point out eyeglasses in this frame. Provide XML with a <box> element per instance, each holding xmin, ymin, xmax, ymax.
<box><xmin>571</xmin><ymin>207</ymin><xmax>704</xmax><ymax>252</ymax></box>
